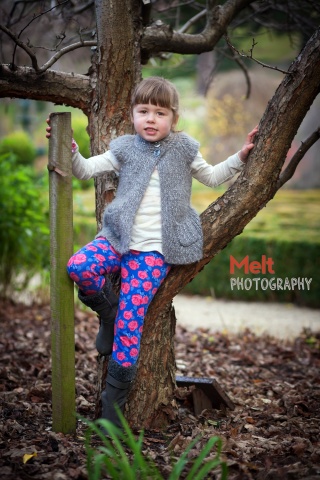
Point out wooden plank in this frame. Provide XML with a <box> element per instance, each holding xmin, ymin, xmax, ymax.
<box><xmin>49</xmin><ymin>112</ymin><xmax>76</xmax><ymax>434</ymax></box>
<box><xmin>176</xmin><ymin>375</ymin><xmax>235</xmax><ymax>414</ymax></box>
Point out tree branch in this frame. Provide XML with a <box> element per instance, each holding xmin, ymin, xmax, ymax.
<box><xmin>225</xmin><ymin>35</ymin><xmax>291</xmax><ymax>75</ymax></box>
<box><xmin>147</xmin><ymin>27</ymin><xmax>320</xmax><ymax>313</ymax></box>
<box><xmin>277</xmin><ymin>128</ymin><xmax>320</xmax><ymax>188</ymax></box>
<box><xmin>141</xmin><ymin>0</ymin><xmax>255</xmax><ymax>56</ymax></box>
<box><xmin>178</xmin><ymin>8</ymin><xmax>207</xmax><ymax>34</ymax></box>
<box><xmin>0</xmin><ymin>65</ymin><xmax>91</xmax><ymax>113</ymax></box>
<box><xmin>0</xmin><ymin>24</ymin><xmax>39</xmax><ymax>70</ymax></box>
<box><xmin>36</xmin><ymin>40</ymin><xmax>96</xmax><ymax>73</ymax></box>
<box><xmin>0</xmin><ymin>24</ymin><xmax>96</xmax><ymax>73</ymax></box>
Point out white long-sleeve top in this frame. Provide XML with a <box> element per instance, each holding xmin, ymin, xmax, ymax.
<box><xmin>72</xmin><ymin>147</ymin><xmax>244</xmax><ymax>254</ymax></box>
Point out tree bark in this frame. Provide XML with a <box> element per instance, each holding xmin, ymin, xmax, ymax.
<box><xmin>88</xmin><ymin>0</ymin><xmax>142</xmax><ymax>227</ymax></box>
<box><xmin>0</xmin><ymin>65</ymin><xmax>91</xmax><ymax>113</ymax></box>
<box><xmin>127</xmin><ymin>27</ymin><xmax>320</xmax><ymax>428</ymax></box>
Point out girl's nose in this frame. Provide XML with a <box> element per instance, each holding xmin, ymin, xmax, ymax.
<box><xmin>147</xmin><ymin>113</ymin><xmax>155</xmax><ymax>122</ymax></box>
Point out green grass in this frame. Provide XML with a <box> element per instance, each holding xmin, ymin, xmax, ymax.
<box><xmin>191</xmin><ymin>185</ymin><xmax>320</xmax><ymax>244</ymax></box>
<box><xmin>73</xmin><ymin>186</ymin><xmax>320</xmax><ymax>246</ymax></box>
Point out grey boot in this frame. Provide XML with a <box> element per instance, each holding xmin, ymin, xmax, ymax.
<box><xmin>78</xmin><ymin>280</ymin><xmax>118</xmax><ymax>355</ymax></box>
<box><xmin>101</xmin><ymin>357</ymin><xmax>137</xmax><ymax>429</ymax></box>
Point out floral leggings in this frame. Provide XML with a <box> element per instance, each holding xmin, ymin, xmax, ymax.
<box><xmin>67</xmin><ymin>237</ymin><xmax>171</xmax><ymax>367</ymax></box>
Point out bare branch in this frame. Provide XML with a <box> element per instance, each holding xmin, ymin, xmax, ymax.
<box><xmin>141</xmin><ymin>0</ymin><xmax>255</xmax><ymax>56</ymax></box>
<box><xmin>0</xmin><ymin>65</ymin><xmax>91</xmax><ymax>113</ymax></box>
<box><xmin>0</xmin><ymin>24</ymin><xmax>39</xmax><ymax>70</ymax></box>
<box><xmin>223</xmin><ymin>42</ymin><xmax>251</xmax><ymax>98</ymax></box>
<box><xmin>178</xmin><ymin>8</ymin><xmax>207</xmax><ymax>34</ymax></box>
<box><xmin>11</xmin><ymin>0</ymin><xmax>69</xmax><ymax>66</ymax></box>
<box><xmin>37</xmin><ymin>40</ymin><xmax>96</xmax><ymax>73</ymax></box>
<box><xmin>277</xmin><ymin>128</ymin><xmax>320</xmax><ymax>188</ymax></box>
<box><xmin>0</xmin><ymin>23</ymin><xmax>96</xmax><ymax>73</ymax></box>
<box><xmin>225</xmin><ymin>35</ymin><xmax>291</xmax><ymax>75</ymax></box>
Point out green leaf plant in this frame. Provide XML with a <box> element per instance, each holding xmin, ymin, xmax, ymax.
<box><xmin>80</xmin><ymin>408</ymin><xmax>228</xmax><ymax>480</ymax></box>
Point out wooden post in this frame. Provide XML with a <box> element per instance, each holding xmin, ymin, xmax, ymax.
<box><xmin>48</xmin><ymin>112</ymin><xmax>76</xmax><ymax>434</ymax></box>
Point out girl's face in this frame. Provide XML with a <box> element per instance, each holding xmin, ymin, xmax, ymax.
<box><xmin>132</xmin><ymin>103</ymin><xmax>178</xmax><ymax>142</ymax></box>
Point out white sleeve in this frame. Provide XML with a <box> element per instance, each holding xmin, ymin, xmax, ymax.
<box><xmin>191</xmin><ymin>151</ymin><xmax>244</xmax><ymax>187</ymax></box>
<box><xmin>71</xmin><ymin>147</ymin><xmax>120</xmax><ymax>180</ymax></box>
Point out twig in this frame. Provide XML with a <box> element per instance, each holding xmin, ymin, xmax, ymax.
<box><xmin>225</xmin><ymin>35</ymin><xmax>291</xmax><ymax>75</ymax></box>
<box><xmin>277</xmin><ymin>128</ymin><xmax>320</xmax><ymax>188</ymax></box>
<box><xmin>11</xmin><ymin>0</ymin><xmax>69</xmax><ymax>67</ymax></box>
<box><xmin>178</xmin><ymin>9</ymin><xmax>207</xmax><ymax>34</ymax></box>
<box><xmin>224</xmin><ymin>43</ymin><xmax>251</xmax><ymax>98</ymax></box>
<box><xmin>0</xmin><ymin>24</ymin><xmax>39</xmax><ymax>70</ymax></box>
<box><xmin>0</xmin><ymin>24</ymin><xmax>96</xmax><ymax>73</ymax></box>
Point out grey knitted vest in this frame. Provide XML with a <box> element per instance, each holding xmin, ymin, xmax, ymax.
<box><xmin>97</xmin><ymin>132</ymin><xmax>203</xmax><ymax>265</ymax></box>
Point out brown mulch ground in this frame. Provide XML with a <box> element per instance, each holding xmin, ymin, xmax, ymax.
<box><xmin>0</xmin><ymin>299</ymin><xmax>320</xmax><ymax>479</ymax></box>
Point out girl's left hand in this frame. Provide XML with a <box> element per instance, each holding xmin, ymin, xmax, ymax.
<box><xmin>238</xmin><ymin>125</ymin><xmax>259</xmax><ymax>163</ymax></box>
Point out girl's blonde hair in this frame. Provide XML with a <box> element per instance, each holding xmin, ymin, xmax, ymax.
<box><xmin>131</xmin><ymin>76</ymin><xmax>180</xmax><ymax>125</ymax></box>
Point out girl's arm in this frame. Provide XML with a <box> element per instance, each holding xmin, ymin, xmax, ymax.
<box><xmin>46</xmin><ymin>120</ymin><xmax>119</xmax><ymax>180</ymax></box>
<box><xmin>191</xmin><ymin>126</ymin><xmax>258</xmax><ymax>187</ymax></box>
<box><xmin>71</xmin><ymin>141</ymin><xmax>120</xmax><ymax>180</ymax></box>
<box><xmin>191</xmin><ymin>151</ymin><xmax>244</xmax><ymax>187</ymax></box>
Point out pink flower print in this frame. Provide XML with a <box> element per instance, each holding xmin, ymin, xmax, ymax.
<box><xmin>94</xmin><ymin>253</ymin><xmax>106</xmax><ymax>262</ymax></box>
<box><xmin>120</xmin><ymin>336</ymin><xmax>131</xmax><ymax>347</ymax></box>
<box><xmin>145</xmin><ymin>256</ymin><xmax>156</xmax><ymax>267</ymax></box>
<box><xmin>132</xmin><ymin>294</ymin><xmax>143</xmax><ymax>306</ymax></box>
<box><xmin>142</xmin><ymin>296</ymin><xmax>149</xmax><ymax>304</ymax></box>
<box><xmin>117</xmin><ymin>352</ymin><xmax>126</xmax><ymax>361</ymax></box>
<box><xmin>142</xmin><ymin>281</ymin><xmax>152</xmax><ymax>291</ymax></box>
<box><xmin>121</xmin><ymin>268</ymin><xmax>129</xmax><ymax>279</ymax></box>
<box><xmin>152</xmin><ymin>268</ymin><xmax>161</xmax><ymax>278</ymax></box>
<box><xmin>82</xmin><ymin>281</ymin><xmax>93</xmax><ymax>286</ymax></box>
<box><xmin>72</xmin><ymin>253</ymin><xmax>87</xmax><ymax>264</ymax></box>
<box><xmin>139</xmin><ymin>326</ymin><xmax>143</xmax><ymax>333</ymax></box>
<box><xmin>117</xmin><ymin>319</ymin><xmax>125</xmax><ymax>329</ymax></box>
<box><xmin>86</xmin><ymin>289</ymin><xmax>97</xmax><ymax>295</ymax></box>
<box><xmin>137</xmin><ymin>307</ymin><xmax>144</xmax><ymax>317</ymax></box>
<box><xmin>138</xmin><ymin>270</ymin><xmax>148</xmax><ymax>279</ymax></box>
<box><xmin>128</xmin><ymin>320</ymin><xmax>138</xmax><ymax>331</ymax></box>
<box><xmin>97</xmin><ymin>242</ymin><xmax>108</xmax><ymax>250</ymax></box>
<box><xmin>155</xmin><ymin>257</ymin><xmax>164</xmax><ymax>266</ymax></box>
<box><xmin>113</xmin><ymin>343</ymin><xmax>117</xmax><ymax>351</ymax></box>
<box><xmin>123</xmin><ymin>310</ymin><xmax>133</xmax><ymax>320</ymax></box>
<box><xmin>128</xmin><ymin>260</ymin><xmax>139</xmax><ymax>270</ymax></box>
<box><xmin>130</xmin><ymin>336</ymin><xmax>138</xmax><ymax>345</ymax></box>
<box><xmin>152</xmin><ymin>288</ymin><xmax>157</xmax><ymax>295</ymax></box>
<box><xmin>129</xmin><ymin>348</ymin><xmax>139</xmax><ymax>358</ymax></box>
<box><xmin>70</xmin><ymin>272</ymin><xmax>80</xmax><ymax>282</ymax></box>
<box><xmin>90</xmin><ymin>263</ymin><xmax>97</xmax><ymax>271</ymax></box>
<box><xmin>131</xmin><ymin>278</ymin><xmax>140</xmax><ymax>288</ymax></box>
<box><xmin>82</xmin><ymin>271</ymin><xmax>94</xmax><ymax>279</ymax></box>
<box><xmin>122</xmin><ymin>362</ymin><xmax>132</xmax><ymax>367</ymax></box>
<box><xmin>119</xmin><ymin>300</ymin><xmax>126</xmax><ymax>310</ymax></box>
<box><xmin>87</xmin><ymin>245</ymin><xmax>98</xmax><ymax>251</ymax></box>
<box><xmin>121</xmin><ymin>282</ymin><xmax>130</xmax><ymax>294</ymax></box>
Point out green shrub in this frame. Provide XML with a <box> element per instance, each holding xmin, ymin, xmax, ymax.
<box><xmin>0</xmin><ymin>130</ymin><xmax>37</xmax><ymax>166</ymax></box>
<box><xmin>183</xmin><ymin>236</ymin><xmax>320</xmax><ymax>308</ymax></box>
<box><xmin>0</xmin><ymin>153</ymin><xmax>50</xmax><ymax>296</ymax></box>
<box><xmin>82</xmin><ymin>409</ymin><xmax>227</xmax><ymax>480</ymax></box>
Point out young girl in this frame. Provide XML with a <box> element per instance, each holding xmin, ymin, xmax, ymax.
<box><xmin>47</xmin><ymin>76</ymin><xmax>258</xmax><ymax>428</ymax></box>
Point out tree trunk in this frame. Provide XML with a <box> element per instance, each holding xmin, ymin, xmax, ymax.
<box><xmin>127</xmin><ymin>27</ymin><xmax>320</xmax><ymax>428</ymax></box>
<box><xmin>88</xmin><ymin>0</ymin><xmax>142</xmax><ymax>226</ymax></box>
